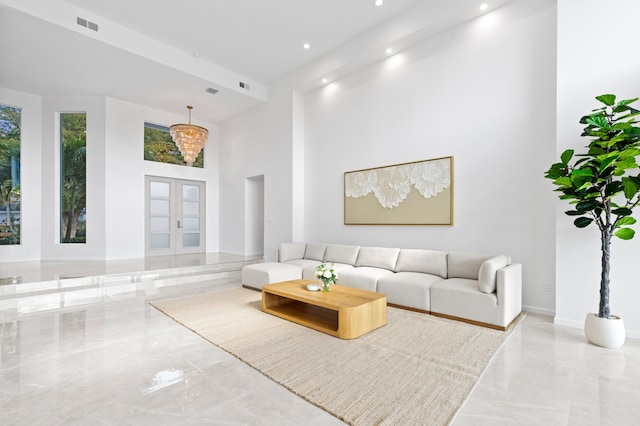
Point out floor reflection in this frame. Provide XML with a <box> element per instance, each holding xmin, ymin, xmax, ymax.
<box><xmin>0</xmin><ymin>255</ymin><xmax>638</xmax><ymax>425</ymax></box>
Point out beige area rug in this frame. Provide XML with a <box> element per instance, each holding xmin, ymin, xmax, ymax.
<box><xmin>151</xmin><ymin>288</ymin><xmax>523</xmax><ymax>425</ymax></box>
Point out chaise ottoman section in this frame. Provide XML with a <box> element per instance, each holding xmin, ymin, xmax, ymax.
<box><xmin>377</xmin><ymin>272</ymin><xmax>444</xmax><ymax>312</ymax></box>
<box><xmin>242</xmin><ymin>262</ymin><xmax>302</xmax><ymax>290</ymax></box>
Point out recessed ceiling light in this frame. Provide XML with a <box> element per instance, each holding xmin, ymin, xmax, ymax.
<box><xmin>385</xmin><ymin>48</ymin><xmax>393</xmax><ymax>55</ymax></box>
<box><xmin>480</xmin><ymin>3</ymin><xmax>488</xmax><ymax>11</ymax></box>
<box><xmin>303</xmin><ymin>43</ymin><xmax>310</xmax><ymax>50</ymax></box>
<box><xmin>374</xmin><ymin>0</ymin><xmax>383</xmax><ymax>6</ymax></box>
<box><xmin>322</xmin><ymin>78</ymin><xmax>328</xmax><ymax>84</ymax></box>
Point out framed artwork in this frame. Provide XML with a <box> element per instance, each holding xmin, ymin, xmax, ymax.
<box><xmin>344</xmin><ymin>156</ymin><xmax>453</xmax><ymax>225</ymax></box>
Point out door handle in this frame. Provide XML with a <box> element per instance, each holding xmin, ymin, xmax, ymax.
<box><xmin>177</xmin><ymin>220</ymin><xmax>182</xmax><ymax>228</ymax></box>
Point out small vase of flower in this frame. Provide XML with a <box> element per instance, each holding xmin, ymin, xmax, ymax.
<box><xmin>315</xmin><ymin>263</ymin><xmax>338</xmax><ymax>292</ymax></box>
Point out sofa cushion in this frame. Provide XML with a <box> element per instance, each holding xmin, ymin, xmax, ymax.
<box><xmin>284</xmin><ymin>258</ymin><xmax>322</xmax><ymax>272</ymax></box>
<box><xmin>302</xmin><ymin>263</ymin><xmax>353</xmax><ymax>280</ymax></box>
<box><xmin>394</xmin><ymin>249</ymin><xmax>448</xmax><ymax>278</ymax></box>
<box><xmin>377</xmin><ymin>272</ymin><xmax>444</xmax><ymax>311</ymax></box>
<box><xmin>304</xmin><ymin>243</ymin><xmax>327</xmax><ymax>261</ymax></box>
<box><xmin>337</xmin><ymin>267</ymin><xmax>393</xmax><ymax>292</ymax></box>
<box><xmin>355</xmin><ymin>247</ymin><xmax>400</xmax><ymax>271</ymax></box>
<box><xmin>447</xmin><ymin>251</ymin><xmax>495</xmax><ymax>280</ymax></box>
<box><xmin>278</xmin><ymin>242</ymin><xmax>306</xmax><ymax>263</ymax></box>
<box><xmin>324</xmin><ymin>244</ymin><xmax>360</xmax><ymax>265</ymax></box>
<box><xmin>478</xmin><ymin>255</ymin><xmax>511</xmax><ymax>294</ymax></box>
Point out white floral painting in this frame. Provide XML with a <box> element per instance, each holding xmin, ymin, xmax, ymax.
<box><xmin>344</xmin><ymin>157</ymin><xmax>453</xmax><ymax>225</ymax></box>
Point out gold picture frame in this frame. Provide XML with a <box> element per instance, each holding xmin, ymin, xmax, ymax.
<box><xmin>344</xmin><ymin>156</ymin><xmax>454</xmax><ymax>225</ymax></box>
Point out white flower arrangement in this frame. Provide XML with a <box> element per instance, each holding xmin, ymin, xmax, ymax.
<box><xmin>315</xmin><ymin>263</ymin><xmax>338</xmax><ymax>289</ymax></box>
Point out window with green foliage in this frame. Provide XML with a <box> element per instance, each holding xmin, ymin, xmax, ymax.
<box><xmin>0</xmin><ymin>104</ymin><xmax>21</xmax><ymax>245</ymax></box>
<box><xmin>60</xmin><ymin>113</ymin><xmax>87</xmax><ymax>243</ymax></box>
<box><xmin>144</xmin><ymin>122</ymin><xmax>204</xmax><ymax>168</ymax></box>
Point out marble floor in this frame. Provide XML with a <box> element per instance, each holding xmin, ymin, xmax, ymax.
<box><xmin>1</xmin><ymin>256</ymin><xmax>639</xmax><ymax>425</ymax></box>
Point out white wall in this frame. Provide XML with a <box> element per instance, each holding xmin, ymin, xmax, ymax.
<box><xmin>219</xmin><ymin>88</ymin><xmax>298</xmax><ymax>258</ymax></box>
<box><xmin>0</xmin><ymin>88</ymin><xmax>42</xmax><ymax>261</ymax></box>
<box><xmin>556</xmin><ymin>0</ymin><xmax>640</xmax><ymax>338</ymax></box>
<box><xmin>0</xmin><ymin>91</ymin><xmax>219</xmax><ymax>262</ymax></box>
<box><xmin>303</xmin><ymin>0</ymin><xmax>557</xmax><ymax>314</ymax></box>
<box><xmin>218</xmin><ymin>0</ymin><xmax>558</xmax><ymax>314</ymax></box>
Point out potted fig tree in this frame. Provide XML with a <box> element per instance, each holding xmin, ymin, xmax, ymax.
<box><xmin>545</xmin><ymin>94</ymin><xmax>640</xmax><ymax>348</ymax></box>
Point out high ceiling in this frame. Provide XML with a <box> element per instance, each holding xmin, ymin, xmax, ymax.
<box><xmin>0</xmin><ymin>0</ymin><xmax>511</xmax><ymax>123</ymax></box>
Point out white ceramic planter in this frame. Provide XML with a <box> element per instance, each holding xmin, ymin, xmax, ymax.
<box><xmin>584</xmin><ymin>313</ymin><xmax>625</xmax><ymax>349</ymax></box>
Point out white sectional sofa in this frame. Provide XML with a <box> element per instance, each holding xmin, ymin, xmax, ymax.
<box><xmin>242</xmin><ymin>242</ymin><xmax>522</xmax><ymax>330</ymax></box>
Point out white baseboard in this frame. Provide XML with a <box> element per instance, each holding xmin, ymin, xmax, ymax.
<box><xmin>554</xmin><ymin>316</ymin><xmax>640</xmax><ymax>340</ymax></box>
<box><xmin>553</xmin><ymin>316</ymin><xmax>583</xmax><ymax>329</ymax></box>
<box><xmin>523</xmin><ymin>305</ymin><xmax>555</xmax><ymax>316</ymax></box>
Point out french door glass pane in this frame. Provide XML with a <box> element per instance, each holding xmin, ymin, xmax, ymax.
<box><xmin>150</xmin><ymin>181</ymin><xmax>170</xmax><ymax>198</ymax></box>
<box><xmin>0</xmin><ymin>104</ymin><xmax>21</xmax><ymax>245</ymax></box>
<box><xmin>60</xmin><ymin>112</ymin><xmax>87</xmax><ymax>244</ymax></box>
<box><xmin>183</xmin><ymin>217</ymin><xmax>199</xmax><ymax>231</ymax></box>
<box><xmin>183</xmin><ymin>201</ymin><xmax>199</xmax><ymax>216</ymax></box>
<box><xmin>150</xmin><ymin>199</ymin><xmax>169</xmax><ymax>215</ymax></box>
<box><xmin>183</xmin><ymin>233</ymin><xmax>199</xmax><ymax>247</ymax></box>
<box><xmin>150</xmin><ymin>234</ymin><xmax>170</xmax><ymax>249</ymax></box>
<box><xmin>182</xmin><ymin>185</ymin><xmax>199</xmax><ymax>199</ymax></box>
<box><xmin>150</xmin><ymin>217</ymin><xmax>170</xmax><ymax>233</ymax></box>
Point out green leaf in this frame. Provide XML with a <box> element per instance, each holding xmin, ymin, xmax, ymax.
<box><xmin>615</xmin><ymin>112</ymin><xmax>640</xmax><ymax>122</ymax></box>
<box><xmin>565</xmin><ymin>210</ymin><xmax>584</xmax><ymax>216</ymax></box>
<box><xmin>615</xmin><ymin>97</ymin><xmax>639</xmax><ymax>108</ymax></box>
<box><xmin>576</xmin><ymin>200</ymin><xmax>598</xmax><ymax>212</ymax></box>
<box><xmin>571</xmin><ymin>168</ymin><xmax>593</xmax><ymax>177</ymax></box>
<box><xmin>596</xmin><ymin>94</ymin><xmax>617</xmax><ymax>106</ymax></box>
<box><xmin>574</xmin><ymin>217</ymin><xmax>593</xmax><ymax>228</ymax></box>
<box><xmin>615</xmin><ymin>228</ymin><xmax>635</xmax><ymax>240</ymax></box>
<box><xmin>559</xmin><ymin>193</ymin><xmax>578</xmax><ymax>200</ymax></box>
<box><xmin>544</xmin><ymin>163</ymin><xmax>567</xmax><ymax>179</ymax></box>
<box><xmin>617</xmin><ymin>216</ymin><xmax>637</xmax><ymax>226</ymax></box>
<box><xmin>604</xmin><ymin>181</ymin><xmax>623</xmax><ymax>198</ymax></box>
<box><xmin>612</xmin><ymin>121</ymin><xmax>632</xmax><ymax>131</ymax></box>
<box><xmin>586</xmin><ymin>115</ymin><xmax>609</xmax><ymax>129</ymax></box>
<box><xmin>571</xmin><ymin>175</ymin><xmax>592</xmax><ymax>190</ymax></box>
<box><xmin>622</xmin><ymin>177</ymin><xmax>639</xmax><ymax>199</ymax></box>
<box><xmin>561</xmin><ymin>149</ymin><xmax>574</xmax><ymax>165</ymax></box>
<box><xmin>613</xmin><ymin>207</ymin><xmax>633</xmax><ymax>216</ymax></box>
<box><xmin>598</xmin><ymin>156</ymin><xmax>618</xmax><ymax>172</ymax></box>
<box><xmin>553</xmin><ymin>177</ymin><xmax>573</xmax><ymax>187</ymax></box>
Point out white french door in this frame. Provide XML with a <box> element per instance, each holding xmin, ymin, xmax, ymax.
<box><xmin>145</xmin><ymin>176</ymin><xmax>205</xmax><ymax>256</ymax></box>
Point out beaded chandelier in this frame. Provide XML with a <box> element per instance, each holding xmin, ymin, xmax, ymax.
<box><xmin>170</xmin><ymin>106</ymin><xmax>208</xmax><ymax>166</ymax></box>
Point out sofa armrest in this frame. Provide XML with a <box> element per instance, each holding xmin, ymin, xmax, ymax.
<box><xmin>496</xmin><ymin>263</ymin><xmax>522</xmax><ymax>326</ymax></box>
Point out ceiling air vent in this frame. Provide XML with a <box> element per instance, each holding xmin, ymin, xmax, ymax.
<box><xmin>239</xmin><ymin>81</ymin><xmax>250</xmax><ymax>90</ymax></box>
<box><xmin>206</xmin><ymin>88</ymin><xmax>219</xmax><ymax>95</ymax></box>
<box><xmin>77</xmin><ymin>16</ymin><xmax>99</xmax><ymax>32</ymax></box>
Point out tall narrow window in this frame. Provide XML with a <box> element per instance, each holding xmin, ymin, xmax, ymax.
<box><xmin>144</xmin><ymin>122</ymin><xmax>204</xmax><ymax>168</ymax></box>
<box><xmin>0</xmin><ymin>104</ymin><xmax>21</xmax><ymax>245</ymax></box>
<box><xmin>60</xmin><ymin>113</ymin><xmax>86</xmax><ymax>243</ymax></box>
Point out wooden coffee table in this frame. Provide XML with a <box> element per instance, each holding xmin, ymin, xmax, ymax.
<box><xmin>261</xmin><ymin>279</ymin><xmax>387</xmax><ymax>339</ymax></box>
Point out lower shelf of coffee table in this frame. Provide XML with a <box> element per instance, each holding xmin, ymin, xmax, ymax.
<box><xmin>261</xmin><ymin>281</ymin><xmax>387</xmax><ymax>339</ymax></box>
<box><xmin>263</xmin><ymin>295</ymin><xmax>339</xmax><ymax>333</ymax></box>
